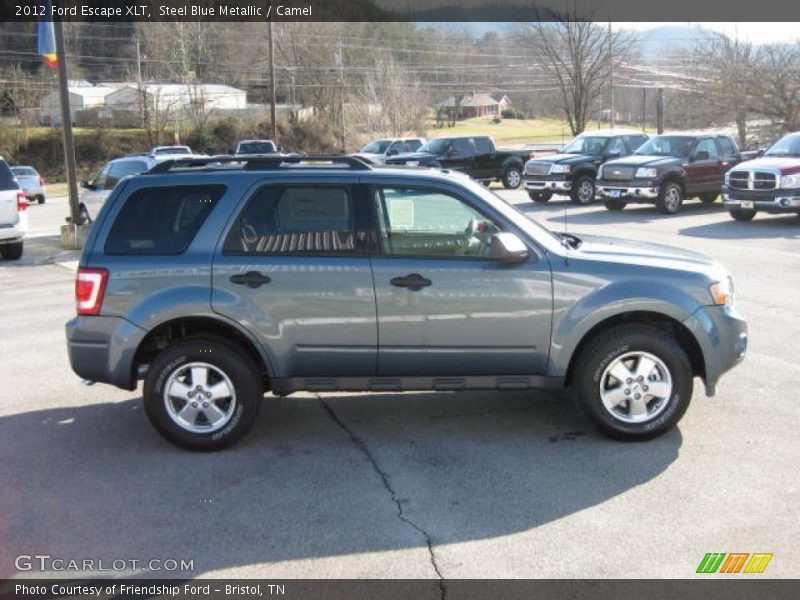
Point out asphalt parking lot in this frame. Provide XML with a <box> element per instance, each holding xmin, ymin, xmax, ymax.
<box><xmin>0</xmin><ymin>190</ymin><xmax>798</xmax><ymax>581</ymax></box>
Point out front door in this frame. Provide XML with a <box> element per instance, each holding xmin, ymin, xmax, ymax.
<box><xmin>212</xmin><ymin>182</ymin><xmax>377</xmax><ymax>377</ymax></box>
<box><xmin>685</xmin><ymin>138</ymin><xmax>722</xmax><ymax>194</ymax></box>
<box><xmin>367</xmin><ymin>184</ymin><xmax>553</xmax><ymax>377</ymax></box>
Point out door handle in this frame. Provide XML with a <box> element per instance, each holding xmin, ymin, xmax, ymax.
<box><xmin>390</xmin><ymin>273</ymin><xmax>432</xmax><ymax>290</ymax></box>
<box><xmin>229</xmin><ymin>271</ymin><xmax>272</xmax><ymax>288</ymax></box>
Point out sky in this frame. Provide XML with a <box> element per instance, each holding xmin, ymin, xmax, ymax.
<box><xmin>617</xmin><ymin>22</ymin><xmax>800</xmax><ymax>44</ymax></box>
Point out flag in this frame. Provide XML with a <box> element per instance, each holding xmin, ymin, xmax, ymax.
<box><xmin>37</xmin><ymin>1</ymin><xmax>57</xmax><ymax>69</ymax></box>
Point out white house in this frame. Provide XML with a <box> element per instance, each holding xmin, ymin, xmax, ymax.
<box><xmin>105</xmin><ymin>84</ymin><xmax>247</xmax><ymax>115</ymax></box>
<box><xmin>39</xmin><ymin>86</ymin><xmax>116</xmax><ymax>126</ymax></box>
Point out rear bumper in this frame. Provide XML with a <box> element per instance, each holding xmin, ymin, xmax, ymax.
<box><xmin>0</xmin><ymin>213</ymin><xmax>27</xmax><ymax>242</ymax></box>
<box><xmin>65</xmin><ymin>315</ymin><xmax>147</xmax><ymax>391</ymax></box>
<box><xmin>682</xmin><ymin>305</ymin><xmax>748</xmax><ymax>396</ymax></box>
<box><xmin>596</xmin><ymin>181</ymin><xmax>659</xmax><ymax>200</ymax></box>
<box><xmin>20</xmin><ymin>186</ymin><xmax>45</xmax><ymax>198</ymax></box>
<box><xmin>722</xmin><ymin>185</ymin><xmax>800</xmax><ymax>213</ymax></box>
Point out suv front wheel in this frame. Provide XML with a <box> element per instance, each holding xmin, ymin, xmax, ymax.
<box><xmin>143</xmin><ymin>339</ymin><xmax>263</xmax><ymax>451</ymax></box>
<box><xmin>572</xmin><ymin>325</ymin><xmax>693</xmax><ymax>440</ymax></box>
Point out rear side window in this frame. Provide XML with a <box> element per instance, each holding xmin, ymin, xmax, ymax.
<box><xmin>106</xmin><ymin>160</ymin><xmax>150</xmax><ymax>190</ymax></box>
<box><xmin>717</xmin><ymin>136</ymin><xmax>737</xmax><ymax>158</ymax></box>
<box><xmin>474</xmin><ymin>137</ymin><xmax>493</xmax><ymax>153</ymax></box>
<box><xmin>224</xmin><ymin>186</ymin><xmax>360</xmax><ymax>255</ymax></box>
<box><xmin>0</xmin><ymin>160</ymin><xmax>18</xmax><ymax>191</ymax></box>
<box><xmin>407</xmin><ymin>139</ymin><xmax>423</xmax><ymax>151</ymax></box>
<box><xmin>105</xmin><ymin>185</ymin><xmax>225</xmax><ymax>255</ymax></box>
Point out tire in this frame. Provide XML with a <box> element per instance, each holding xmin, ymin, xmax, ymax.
<box><xmin>700</xmin><ymin>193</ymin><xmax>718</xmax><ymax>204</ymax></box>
<box><xmin>37</xmin><ymin>195</ymin><xmax>45</xmax><ymax>205</ymax></box>
<box><xmin>528</xmin><ymin>190</ymin><xmax>552</xmax><ymax>203</ymax></box>
<box><xmin>502</xmin><ymin>165</ymin><xmax>523</xmax><ymax>189</ymax></box>
<box><xmin>570</xmin><ymin>175</ymin><xmax>596</xmax><ymax>205</ymax></box>
<box><xmin>572</xmin><ymin>324</ymin><xmax>693</xmax><ymax>441</ymax></box>
<box><xmin>143</xmin><ymin>339</ymin><xmax>263</xmax><ymax>451</ymax></box>
<box><xmin>79</xmin><ymin>205</ymin><xmax>91</xmax><ymax>225</ymax></box>
<box><xmin>729</xmin><ymin>208</ymin><xmax>756</xmax><ymax>222</ymax></box>
<box><xmin>604</xmin><ymin>199</ymin><xmax>626</xmax><ymax>211</ymax></box>
<box><xmin>657</xmin><ymin>182</ymin><xmax>683</xmax><ymax>214</ymax></box>
<box><xmin>0</xmin><ymin>241</ymin><xmax>23</xmax><ymax>260</ymax></box>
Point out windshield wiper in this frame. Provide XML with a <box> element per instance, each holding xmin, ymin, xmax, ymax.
<box><xmin>556</xmin><ymin>232</ymin><xmax>582</xmax><ymax>249</ymax></box>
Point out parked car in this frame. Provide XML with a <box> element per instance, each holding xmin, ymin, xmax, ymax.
<box><xmin>79</xmin><ymin>154</ymin><xmax>159</xmax><ymax>222</ymax></box>
<box><xmin>596</xmin><ymin>133</ymin><xmax>744</xmax><ymax>214</ymax></box>
<box><xmin>385</xmin><ymin>135</ymin><xmax>534</xmax><ymax>189</ymax></box>
<box><xmin>353</xmin><ymin>137</ymin><xmax>426</xmax><ymax>164</ymax></box>
<box><xmin>10</xmin><ymin>166</ymin><xmax>46</xmax><ymax>204</ymax></box>
<box><xmin>234</xmin><ymin>140</ymin><xmax>278</xmax><ymax>156</ymax></box>
<box><xmin>722</xmin><ymin>131</ymin><xmax>800</xmax><ymax>221</ymax></box>
<box><xmin>524</xmin><ymin>130</ymin><xmax>648</xmax><ymax>205</ymax></box>
<box><xmin>65</xmin><ymin>154</ymin><xmax>747</xmax><ymax>450</ymax></box>
<box><xmin>149</xmin><ymin>146</ymin><xmax>207</xmax><ymax>160</ymax></box>
<box><xmin>0</xmin><ymin>157</ymin><xmax>27</xmax><ymax>260</ymax></box>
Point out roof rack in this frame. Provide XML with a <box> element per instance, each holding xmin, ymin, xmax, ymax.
<box><xmin>148</xmin><ymin>154</ymin><xmax>372</xmax><ymax>174</ymax></box>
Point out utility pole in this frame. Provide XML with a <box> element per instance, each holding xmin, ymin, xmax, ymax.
<box><xmin>608</xmin><ymin>21</ymin><xmax>615</xmax><ymax>130</ymax></box>
<box><xmin>657</xmin><ymin>88</ymin><xmax>664</xmax><ymax>134</ymax></box>
<box><xmin>268</xmin><ymin>20</ymin><xmax>278</xmax><ymax>145</ymax></box>
<box><xmin>53</xmin><ymin>20</ymin><xmax>81</xmax><ymax>226</ymax></box>
<box><xmin>641</xmin><ymin>88</ymin><xmax>647</xmax><ymax>132</ymax></box>
<box><xmin>337</xmin><ymin>41</ymin><xmax>346</xmax><ymax>152</ymax></box>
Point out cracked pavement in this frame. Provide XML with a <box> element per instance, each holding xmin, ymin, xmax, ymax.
<box><xmin>1</xmin><ymin>191</ymin><xmax>798</xmax><ymax>580</ymax></box>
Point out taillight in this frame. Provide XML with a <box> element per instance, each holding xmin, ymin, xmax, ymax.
<box><xmin>17</xmin><ymin>192</ymin><xmax>27</xmax><ymax>212</ymax></box>
<box><xmin>76</xmin><ymin>268</ymin><xmax>108</xmax><ymax>316</ymax></box>
<box><xmin>39</xmin><ymin>176</ymin><xmax>46</xmax><ymax>187</ymax></box>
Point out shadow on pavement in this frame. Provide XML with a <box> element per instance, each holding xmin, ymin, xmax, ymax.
<box><xmin>0</xmin><ymin>390</ymin><xmax>681</xmax><ymax>578</ymax></box>
<box><xmin>0</xmin><ymin>234</ymin><xmax>79</xmax><ymax>269</ymax></box>
<box><xmin>522</xmin><ymin>201</ymin><xmax>726</xmax><ymax>227</ymax></box>
<box><xmin>679</xmin><ymin>214</ymin><xmax>800</xmax><ymax>239</ymax></box>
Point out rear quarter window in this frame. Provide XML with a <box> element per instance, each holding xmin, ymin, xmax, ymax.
<box><xmin>104</xmin><ymin>185</ymin><xmax>225</xmax><ymax>255</ymax></box>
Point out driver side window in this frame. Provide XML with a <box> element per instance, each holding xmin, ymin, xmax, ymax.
<box><xmin>373</xmin><ymin>187</ymin><xmax>500</xmax><ymax>258</ymax></box>
<box><xmin>694</xmin><ymin>138</ymin><xmax>719</xmax><ymax>160</ymax></box>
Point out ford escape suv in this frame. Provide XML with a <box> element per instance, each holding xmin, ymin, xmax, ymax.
<box><xmin>66</xmin><ymin>156</ymin><xmax>747</xmax><ymax>450</ymax></box>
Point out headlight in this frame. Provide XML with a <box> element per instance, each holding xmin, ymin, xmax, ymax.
<box><xmin>549</xmin><ymin>164</ymin><xmax>571</xmax><ymax>174</ymax></box>
<box><xmin>709</xmin><ymin>277</ymin><xmax>735</xmax><ymax>307</ymax></box>
<box><xmin>635</xmin><ymin>167</ymin><xmax>658</xmax><ymax>178</ymax></box>
<box><xmin>779</xmin><ymin>173</ymin><xmax>800</xmax><ymax>188</ymax></box>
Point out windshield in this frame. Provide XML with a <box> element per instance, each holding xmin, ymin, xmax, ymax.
<box><xmin>360</xmin><ymin>140</ymin><xmax>391</xmax><ymax>154</ymax></box>
<box><xmin>154</xmin><ymin>147</ymin><xmax>190</xmax><ymax>155</ymax></box>
<box><xmin>764</xmin><ymin>133</ymin><xmax>800</xmax><ymax>157</ymax></box>
<box><xmin>418</xmin><ymin>138</ymin><xmax>452</xmax><ymax>154</ymax></box>
<box><xmin>11</xmin><ymin>167</ymin><xmax>37</xmax><ymax>177</ymax></box>
<box><xmin>635</xmin><ymin>136</ymin><xmax>695</xmax><ymax>158</ymax></box>
<box><xmin>562</xmin><ymin>136</ymin><xmax>609</xmax><ymax>155</ymax></box>
<box><xmin>237</xmin><ymin>141</ymin><xmax>277</xmax><ymax>154</ymax></box>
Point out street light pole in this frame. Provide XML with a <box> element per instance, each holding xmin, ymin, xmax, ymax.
<box><xmin>268</xmin><ymin>20</ymin><xmax>278</xmax><ymax>145</ymax></box>
<box><xmin>53</xmin><ymin>19</ymin><xmax>81</xmax><ymax>225</ymax></box>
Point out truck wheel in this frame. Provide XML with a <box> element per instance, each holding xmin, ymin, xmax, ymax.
<box><xmin>143</xmin><ymin>339</ymin><xmax>263</xmax><ymax>451</ymax></box>
<box><xmin>528</xmin><ymin>190</ymin><xmax>552</xmax><ymax>203</ymax></box>
<box><xmin>36</xmin><ymin>195</ymin><xmax>45</xmax><ymax>205</ymax></box>
<box><xmin>657</xmin><ymin>182</ymin><xmax>683</xmax><ymax>214</ymax></box>
<box><xmin>0</xmin><ymin>241</ymin><xmax>23</xmax><ymax>260</ymax></box>
<box><xmin>603</xmin><ymin>199</ymin><xmax>625</xmax><ymax>211</ymax></box>
<box><xmin>700</xmin><ymin>193</ymin><xmax>718</xmax><ymax>204</ymax></box>
<box><xmin>502</xmin><ymin>166</ymin><xmax>522</xmax><ymax>189</ymax></box>
<box><xmin>572</xmin><ymin>324</ymin><xmax>693</xmax><ymax>441</ymax></box>
<box><xmin>570</xmin><ymin>175</ymin><xmax>596</xmax><ymax>205</ymax></box>
<box><xmin>728</xmin><ymin>208</ymin><xmax>756</xmax><ymax>222</ymax></box>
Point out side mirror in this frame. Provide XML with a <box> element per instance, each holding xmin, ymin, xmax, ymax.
<box><xmin>693</xmin><ymin>150</ymin><xmax>710</xmax><ymax>162</ymax></box>
<box><xmin>490</xmin><ymin>232</ymin><xmax>529</xmax><ymax>263</ymax></box>
<box><xmin>80</xmin><ymin>180</ymin><xmax>92</xmax><ymax>190</ymax></box>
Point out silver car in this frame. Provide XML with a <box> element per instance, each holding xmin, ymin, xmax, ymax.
<box><xmin>79</xmin><ymin>155</ymin><xmax>158</xmax><ymax>222</ymax></box>
<box><xmin>11</xmin><ymin>166</ymin><xmax>46</xmax><ymax>204</ymax></box>
<box><xmin>354</xmin><ymin>137</ymin><xmax>426</xmax><ymax>164</ymax></box>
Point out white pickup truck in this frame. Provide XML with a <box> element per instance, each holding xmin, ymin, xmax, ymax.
<box><xmin>0</xmin><ymin>157</ymin><xmax>27</xmax><ymax>260</ymax></box>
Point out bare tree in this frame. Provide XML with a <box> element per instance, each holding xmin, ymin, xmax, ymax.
<box><xmin>518</xmin><ymin>16</ymin><xmax>635</xmax><ymax>135</ymax></box>
<box><xmin>750</xmin><ymin>43</ymin><xmax>800</xmax><ymax>133</ymax></box>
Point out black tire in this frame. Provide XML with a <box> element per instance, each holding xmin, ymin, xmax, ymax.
<box><xmin>0</xmin><ymin>241</ymin><xmax>23</xmax><ymax>260</ymax></box>
<box><xmin>79</xmin><ymin>205</ymin><xmax>91</xmax><ymax>225</ymax></box>
<box><xmin>502</xmin><ymin>165</ymin><xmax>523</xmax><ymax>189</ymax></box>
<box><xmin>481</xmin><ymin>180</ymin><xmax>492</xmax><ymax>187</ymax></box>
<box><xmin>604</xmin><ymin>199</ymin><xmax>626</xmax><ymax>211</ymax></box>
<box><xmin>729</xmin><ymin>208</ymin><xmax>756</xmax><ymax>222</ymax></box>
<box><xmin>528</xmin><ymin>190</ymin><xmax>552</xmax><ymax>203</ymax></box>
<box><xmin>143</xmin><ymin>338</ymin><xmax>263</xmax><ymax>451</ymax></box>
<box><xmin>37</xmin><ymin>195</ymin><xmax>45</xmax><ymax>205</ymax></box>
<box><xmin>570</xmin><ymin>175</ymin><xmax>596</xmax><ymax>205</ymax></box>
<box><xmin>657</xmin><ymin>182</ymin><xmax>683</xmax><ymax>214</ymax></box>
<box><xmin>571</xmin><ymin>324</ymin><xmax>693</xmax><ymax>441</ymax></box>
<box><xmin>700</xmin><ymin>193</ymin><xmax>718</xmax><ymax>204</ymax></box>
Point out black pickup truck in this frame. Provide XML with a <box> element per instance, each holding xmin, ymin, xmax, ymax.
<box><xmin>596</xmin><ymin>133</ymin><xmax>745</xmax><ymax>214</ymax></box>
<box><xmin>523</xmin><ymin>130</ymin><xmax>648</xmax><ymax>204</ymax></box>
<box><xmin>385</xmin><ymin>136</ymin><xmax>534</xmax><ymax>189</ymax></box>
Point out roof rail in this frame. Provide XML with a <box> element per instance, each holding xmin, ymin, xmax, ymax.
<box><xmin>148</xmin><ymin>154</ymin><xmax>372</xmax><ymax>174</ymax></box>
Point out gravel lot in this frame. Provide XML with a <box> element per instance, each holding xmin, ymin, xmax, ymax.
<box><xmin>0</xmin><ymin>190</ymin><xmax>798</xmax><ymax>582</ymax></box>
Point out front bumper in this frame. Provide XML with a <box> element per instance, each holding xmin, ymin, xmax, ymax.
<box><xmin>524</xmin><ymin>176</ymin><xmax>572</xmax><ymax>192</ymax></box>
<box><xmin>596</xmin><ymin>180</ymin><xmax>659</xmax><ymax>201</ymax></box>
<box><xmin>722</xmin><ymin>185</ymin><xmax>800</xmax><ymax>213</ymax></box>
<box><xmin>66</xmin><ymin>315</ymin><xmax>147</xmax><ymax>390</ymax></box>
<box><xmin>682</xmin><ymin>304</ymin><xmax>747</xmax><ymax>396</ymax></box>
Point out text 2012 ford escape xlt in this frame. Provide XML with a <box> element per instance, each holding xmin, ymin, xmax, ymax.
<box><xmin>65</xmin><ymin>156</ymin><xmax>747</xmax><ymax>450</ymax></box>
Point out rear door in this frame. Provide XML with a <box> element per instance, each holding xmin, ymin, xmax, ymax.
<box><xmin>212</xmin><ymin>181</ymin><xmax>378</xmax><ymax>378</ymax></box>
<box><xmin>0</xmin><ymin>161</ymin><xmax>19</xmax><ymax>225</ymax></box>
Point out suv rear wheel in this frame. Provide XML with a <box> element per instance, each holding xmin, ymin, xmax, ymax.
<box><xmin>657</xmin><ymin>182</ymin><xmax>684</xmax><ymax>214</ymax></box>
<box><xmin>603</xmin><ymin>199</ymin><xmax>625</xmax><ymax>211</ymax></box>
<box><xmin>572</xmin><ymin>325</ymin><xmax>693</xmax><ymax>440</ymax></box>
<box><xmin>0</xmin><ymin>241</ymin><xmax>23</xmax><ymax>260</ymax></box>
<box><xmin>143</xmin><ymin>339</ymin><xmax>263</xmax><ymax>451</ymax></box>
<box><xmin>729</xmin><ymin>208</ymin><xmax>756</xmax><ymax>222</ymax></box>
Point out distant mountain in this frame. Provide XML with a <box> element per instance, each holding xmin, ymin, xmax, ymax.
<box><xmin>631</xmin><ymin>25</ymin><xmax>716</xmax><ymax>63</ymax></box>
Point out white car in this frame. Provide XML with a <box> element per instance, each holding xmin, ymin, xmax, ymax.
<box><xmin>10</xmin><ymin>166</ymin><xmax>46</xmax><ymax>204</ymax></box>
<box><xmin>149</xmin><ymin>146</ymin><xmax>207</xmax><ymax>160</ymax></box>
<box><xmin>354</xmin><ymin>137</ymin><xmax>426</xmax><ymax>164</ymax></box>
<box><xmin>234</xmin><ymin>139</ymin><xmax>278</xmax><ymax>155</ymax></box>
<box><xmin>0</xmin><ymin>157</ymin><xmax>27</xmax><ymax>260</ymax></box>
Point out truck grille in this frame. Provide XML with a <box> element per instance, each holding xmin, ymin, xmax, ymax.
<box><xmin>728</xmin><ymin>170</ymin><xmax>777</xmax><ymax>190</ymax></box>
<box><xmin>525</xmin><ymin>162</ymin><xmax>551</xmax><ymax>176</ymax></box>
<box><xmin>603</xmin><ymin>166</ymin><xmax>635</xmax><ymax>181</ymax></box>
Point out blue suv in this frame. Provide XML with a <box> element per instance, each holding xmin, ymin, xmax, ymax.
<box><xmin>66</xmin><ymin>156</ymin><xmax>747</xmax><ymax>450</ymax></box>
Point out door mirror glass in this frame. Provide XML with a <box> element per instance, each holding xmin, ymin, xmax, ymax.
<box><xmin>80</xmin><ymin>179</ymin><xmax>91</xmax><ymax>189</ymax></box>
<box><xmin>490</xmin><ymin>232</ymin><xmax>529</xmax><ymax>262</ymax></box>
